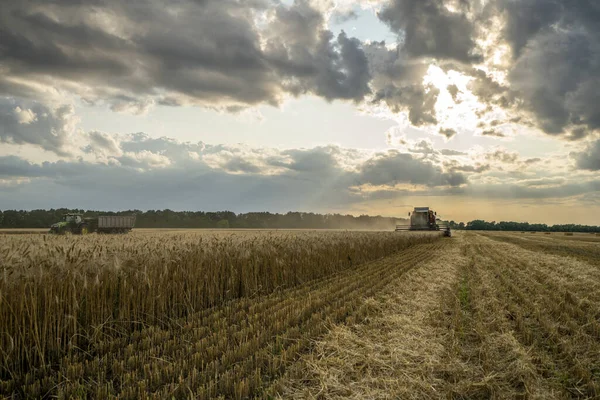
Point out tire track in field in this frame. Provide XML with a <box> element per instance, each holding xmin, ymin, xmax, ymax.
<box><xmin>475</xmin><ymin>234</ymin><xmax>600</xmax><ymax>340</ymax></box>
<box><xmin>479</xmin><ymin>239</ymin><xmax>600</xmax><ymax>341</ymax></box>
<box><xmin>482</xmin><ymin>232</ymin><xmax>600</xmax><ymax>266</ymax></box>
<box><xmin>267</xmin><ymin>236</ymin><xmax>460</xmax><ymax>399</ymax></box>
<box><xmin>268</xmin><ymin>232</ymin><xmax>562</xmax><ymax>400</ymax></box>
<box><xmin>472</xmin><ymin>233</ymin><xmax>600</xmax><ymax>398</ymax></box>
<box><xmin>433</xmin><ymin>233</ymin><xmax>557</xmax><ymax>399</ymax></box>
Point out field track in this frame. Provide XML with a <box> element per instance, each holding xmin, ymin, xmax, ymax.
<box><xmin>275</xmin><ymin>232</ymin><xmax>600</xmax><ymax>399</ymax></box>
<box><xmin>2</xmin><ymin>231</ymin><xmax>600</xmax><ymax>398</ymax></box>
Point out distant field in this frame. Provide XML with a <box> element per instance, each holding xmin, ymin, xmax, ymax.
<box><xmin>1</xmin><ymin>230</ymin><xmax>599</xmax><ymax>398</ymax></box>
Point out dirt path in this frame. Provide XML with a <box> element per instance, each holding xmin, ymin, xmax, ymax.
<box><xmin>271</xmin><ymin>232</ymin><xmax>600</xmax><ymax>399</ymax></box>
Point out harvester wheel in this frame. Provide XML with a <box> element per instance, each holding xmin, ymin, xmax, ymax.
<box><xmin>80</xmin><ymin>225</ymin><xmax>89</xmax><ymax>235</ymax></box>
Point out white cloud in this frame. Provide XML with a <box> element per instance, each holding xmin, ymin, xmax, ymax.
<box><xmin>13</xmin><ymin>106</ymin><xmax>37</xmax><ymax>124</ymax></box>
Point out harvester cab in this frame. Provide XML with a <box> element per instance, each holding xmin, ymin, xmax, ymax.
<box><xmin>396</xmin><ymin>207</ymin><xmax>452</xmax><ymax>237</ymax></box>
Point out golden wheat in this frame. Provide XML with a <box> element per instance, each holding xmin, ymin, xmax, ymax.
<box><xmin>0</xmin><ymin>230</ymin><xmax>440</xmax><ymax>398</ymax></box>
<box><xmin>2</xmin><ymin>230</ymin><xmax>599</xmax><ymax>398</ymax></box>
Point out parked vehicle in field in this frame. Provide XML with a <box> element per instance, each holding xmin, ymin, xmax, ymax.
<box><xmin>395</xmin><ymin>207</ymin><xmax>452</xmax><ymax>237</ymax></box>
<box><xmin>49</xmin><ymin>214</ymin><xmax>136</xmax><ymax>234</ymax></box>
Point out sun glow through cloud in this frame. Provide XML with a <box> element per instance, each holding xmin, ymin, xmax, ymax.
<box><xmin>422</xmin><ymin>65</ymin><xmax>485</xmax><ymax>135</ymax></box>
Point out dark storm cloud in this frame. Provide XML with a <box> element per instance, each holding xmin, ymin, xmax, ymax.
<box><xmin>491</xmin><ymin>0</ymin><xmax>600</xmax><ymax>139</ymax></box>
<box><xmin>365</xmin><ymin>47</ymin><xmax>440</xmax><ymax>125</ymax></box>
<box><xmin>364</xmin><ymin>38</ymin><xmax>469</xmax><ymax>129</ymax></box>
<box><xmin>0</xmin><ymin>8</ymin><xmax>131</xmax><ymax>77</ymax></box>
<box><xmin>0</xmin><ymin>0</ymin><xmax>371</xmax><ymax>108</ymax></box>
<box><xmin>3</xmin><ymin>0</ymin><xmax>600</xmax><ymax>150</ymax></box>
<box><xmin>498</xmin><ymin>0</ymin><xmax>600</xmax><ymax>58</ymax></box>
<box><xmin>358</xmin><ymin>151</ymin><xmax>466</xmax><ymax>187</ymax></box>
<box><xmin>374</xmin><ymin>0</ymin><xmax>600</xmax><ymax>141</ymax></box>
<box><xmin>266</xmin><ymin>0</ymin><xmax>372</xmax><ymax>101</ymax></box>
<box><xmin>0</xmin><ymin>98</ymin><xmax>76</xmax><ymax>155</ymax></box>
<box><xmin>0</xmin><ymin>156</ymin><xmax>47</xmax><ymax>178</ymax></box>
<box><xmin>499</xmin><ymin>0</ymin><xmax>564</xmax><ymax>58</ymax></box>
<box><xmin>378</xmin><ymin>0</ymin><xmax>481</xmax><ymax>63</ymax></box>
<box><xmin>276</xmin><ymin>147</ymin><xmax>340</xmax><ymax>173</ymax></box>
<box><xmin>572</xmin><ymin>140</ymin><xmax>600</xmax><ymax>171</ymax></box>
<box><xmin>313</xmin><ymin>32</ymin><xmax>372</xmax><ymax>102</ymax></box>
<box><xmin>509</xmin><ymin>29</ymin><xmax>600</xmax><ymax>136</ymax></box>
<box><xmin>372</xmin><ymin>83</ymin><xmax>439</xmax><ymax>126</ymax></box>
<box><xmin>467</xmin><ymin>69</ymin><xmax>513</xmax><ymax>108</ymax></box>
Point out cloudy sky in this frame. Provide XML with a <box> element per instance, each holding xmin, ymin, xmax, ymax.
<box><xmin>1</xmin><ymin>0</ymin><xmax>599</xmax><ymax>224</ymax></box>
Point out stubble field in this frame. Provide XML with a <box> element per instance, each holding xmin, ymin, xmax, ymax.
<box><xmin>1</xmin><ymin>230</ymin><xmax>599</xmax><ymax>398</ymax></box>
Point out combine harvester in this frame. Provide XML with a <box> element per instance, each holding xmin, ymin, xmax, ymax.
<box><xmin>49</xmin><ymin>213</ymin><xmax>136</xmax><ymax>234</ymax></box>
<box><xmin>395</xmin><ymin>207</ymin><xmax>452</xmax><ymax>237</ymax></box>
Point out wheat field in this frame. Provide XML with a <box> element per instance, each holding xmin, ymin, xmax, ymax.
<box><xmin>1</xmin><ymin>230</ymin><xmax>599</xmax><ymax>398</ymax></box>
<box><xmin>0</xmin><ymin>230</ymin><xmax>439</xmax><ymax>398</ymax></box>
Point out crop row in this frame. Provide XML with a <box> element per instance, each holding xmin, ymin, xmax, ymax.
<box><xmin>474</xmin><ymin>236</ymin><xmax>600</xmax><ymax>397</ymax></box>
<box><xmin>482</xmin><ymin>233</ymin><xmax>600</xmax><ymax>266</ymax></box>
<box><xmin>445</xmin><ymin>237</ymin><xmax>559</xmax><ymax>398</ymax></box>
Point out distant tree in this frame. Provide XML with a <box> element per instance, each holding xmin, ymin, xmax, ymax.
<box><xmin>216</xmin><ymin>219</ymin><xmax>230</xmax><ymax>229</ymax></box>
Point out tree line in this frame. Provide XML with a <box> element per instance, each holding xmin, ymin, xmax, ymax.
<box><xmin>0</xmin><ymin>209</ymin><xmax>405</xmax><ymax>230</ymax></box>
<box><xmin>1</xmin><ymin>209</ymin><xmax>598</xmax><ymax>232</ymax></box>
<box><xmin>450</xmin><ymin>219</ymin><xmax>600</xmax><ymax>233</ymax></box>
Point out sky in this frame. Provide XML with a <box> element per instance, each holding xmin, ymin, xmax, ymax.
<box><xmin>0</xmin><ymin>0</ymin><xmax>599</xmax><ymax>224</ymax></box>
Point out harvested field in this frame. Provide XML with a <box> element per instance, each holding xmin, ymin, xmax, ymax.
<box><xmin>1</xmin><ymin>230</ymin><xmax>599</xmax><ymax>398</ymax></box>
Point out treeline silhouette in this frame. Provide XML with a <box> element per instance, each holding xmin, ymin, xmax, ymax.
<box><xmin>0</xmin><ymin>209</ymin><xmax>405</xmax><ymax>230</ymax></box>
<box><xmin>1</xmin><ymin>210</ymin><xmax>598</xmax><ymax>232</ymax></box>
<box><xmin>454</xmin><ymin>219</ymin><xmax>600</xmax><ymax>233</ymax></box>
